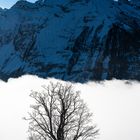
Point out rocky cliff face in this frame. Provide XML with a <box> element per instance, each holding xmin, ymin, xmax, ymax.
<box><xmin>0</xmin><ymin>0</ymin><xmax>139</xmax><ymax>82</ymax></box>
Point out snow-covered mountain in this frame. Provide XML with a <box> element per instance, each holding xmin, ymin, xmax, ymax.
<box><xmin>0</xmin><ymin>0</ymin><xmax>139</xmax><ymax>82</ymax></box>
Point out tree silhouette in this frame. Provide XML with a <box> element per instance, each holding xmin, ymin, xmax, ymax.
<box><xmin>27</xmin><ymin>82</ymin><xmax>99</xmax><ymax>140</ymax></box>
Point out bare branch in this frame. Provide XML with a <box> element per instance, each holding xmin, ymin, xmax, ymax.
<box><xmin>27</xmin><ymin>82</ymin><xmax>99</xmax><ymax>140</ymax></box>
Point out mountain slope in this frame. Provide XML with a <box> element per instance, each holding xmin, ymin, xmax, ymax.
<box><xmin>0</xmin><ymin>0</ymin><xmax>140</xmax><ymax>82</ymax></box>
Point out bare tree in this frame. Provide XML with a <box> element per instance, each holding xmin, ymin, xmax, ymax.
<box><xmin>27</xmin><ymin>82</ymin><xmax>99</xmax><ymax>140</ymax></box>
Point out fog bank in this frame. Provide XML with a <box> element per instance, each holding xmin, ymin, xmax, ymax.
<box><xmin>0</xmin><ymin>75</ymin><xmax>139</xmax><ymax>140</ymax></box>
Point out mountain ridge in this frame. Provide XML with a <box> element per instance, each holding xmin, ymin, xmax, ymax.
<box><xmin>0</xmin><ymin>0</ymin><xmax>139</xmax><ymax>82</ymax></box>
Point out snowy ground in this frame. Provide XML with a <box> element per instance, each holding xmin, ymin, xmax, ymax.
<box><xmin>0</xmin><ymin>75</ymin><xmax>140</xmax><ymax>140</ymax></box>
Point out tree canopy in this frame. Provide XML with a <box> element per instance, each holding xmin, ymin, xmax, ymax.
<box><xmin>27</xmin><ymin>82</ymin><xmax>99</xmax><ymax>140</ymax></box>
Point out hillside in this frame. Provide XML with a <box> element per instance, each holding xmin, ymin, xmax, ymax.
<box><xmin>0</xmin><ymin>0</ymin><xmax>139</xmax><ymax>82</ymax></box>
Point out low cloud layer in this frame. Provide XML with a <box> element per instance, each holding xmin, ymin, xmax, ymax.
<box><xmin>0</xmin><ymin>75</ymin><xmax>139</xmax><ymax>140</ymax></box>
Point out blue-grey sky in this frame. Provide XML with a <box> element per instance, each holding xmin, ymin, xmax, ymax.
<box><xmin>0</xmin><ymin>0</ymin><xmax>37</xmax><ymax>9</ymax></box>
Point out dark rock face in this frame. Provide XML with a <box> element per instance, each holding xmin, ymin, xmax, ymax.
<box><xmin>105</xmin><ymin>25</ymin><xmax>140</xmax><ymax>80</ymax></box>
<box><xmin>0</xmin><ymin>0</ymin><xmax>140</xmax><ymax>82</ymax></box>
